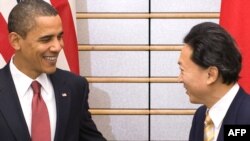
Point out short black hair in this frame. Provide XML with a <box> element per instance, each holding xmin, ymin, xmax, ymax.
<box><xmin>184</xmin><ymin>22</ymin><xmax>242</xmax><ymax>84</ymax></box>
<box><xmin>8</xmin><ymin>0</ymin><xmax>58</xmax><ymax>38</ymax></box>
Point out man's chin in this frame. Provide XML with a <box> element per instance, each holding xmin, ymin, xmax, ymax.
<box><xmin>44</xmin><ymin>67</ymin><xmax>57</xmax><ymax>74</ymax></box>
<box><xmin>189</xmin><ymin>98</ymin><xmax>201</xmax><ymax>104</ymax></box>
<box><xmin>188</xmin><ymin>96</ymin><xmax>198</xmax><ymax>104</ymax></box>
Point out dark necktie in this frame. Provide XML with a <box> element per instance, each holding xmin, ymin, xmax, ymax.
<box><xmin>31</xmin><ymin>81</ymin><xmax>51</xmax><ymax>141</ymax></box>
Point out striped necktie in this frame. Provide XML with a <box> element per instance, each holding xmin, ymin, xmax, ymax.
<box><xmin>204</xmin><ymin>112</ymin><xmax>214</xmax><ymax>141</ymax></box>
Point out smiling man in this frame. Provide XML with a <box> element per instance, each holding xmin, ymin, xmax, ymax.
<box><xmin>178</xmin><ymin>22</ymin><xmax>250</xmax><ymax>141</ymax></box>
<box><xmin>0</xmin><ymin>0</ymin><xmax>106</xmax><ymax>141</ymax></box>
<box><xmin>9</xmin><ymin>15</ymin><xmax>63</xmax><ymax>79</ymax></box>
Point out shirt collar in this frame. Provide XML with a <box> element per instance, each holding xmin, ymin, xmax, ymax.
<box><xmin>9</xmin><ymin>57</ymin><xmax>51</xmax><ymax>97</ymax></box>
<box><xmin>36</xmin><ymin>74</ymin><xmax>52</xmax><ymax>95</ymax></box>
<box><xmin>209</xmin><ymin>83</ymin><xmax>239</xmax><ymax>128</ymax></box>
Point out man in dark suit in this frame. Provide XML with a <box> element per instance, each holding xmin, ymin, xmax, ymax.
<box><xmin>178</xmin><ymin>22</ymin><xmax>250</xmax><ymax>141</ymax></box>
<box><xmin>0</xmin><ymin>0</ymin><xmax>106</xmax><ymax>141</ymax></box>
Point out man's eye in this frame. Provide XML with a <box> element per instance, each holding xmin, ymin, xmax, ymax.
<box><xmin>39</xmin><ymin>37</ymin><xmax>52</xmax><ymax>43</ymax></box>
<box><xmin>41</xmin><ymin>39</ymin><xmax>50</xmax><ymax>43</ymax></box>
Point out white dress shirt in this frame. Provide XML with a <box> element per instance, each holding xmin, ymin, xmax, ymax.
<box><xmin>10</xmin><ymin>58</ymin><xmax>57</xmax><ymax>141</ymax></box>
<box><xmin>208</xmin><ymin>83</ymin><xmax>239</xmax><ymax>141</ymax></box>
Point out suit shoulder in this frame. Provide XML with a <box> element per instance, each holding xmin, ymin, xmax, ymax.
<box><xmin>55</xmin><ymin>69</ymin><xmax>88</xmax><ymax>84</ymax></box>
<box><xmin>239</xmin><ymin>88</ymin><xmax>250</xmax><ymax>103</ymax></box>
<box><xmin>193</xmin><ymin>105</ymin><xmax>206</xmax><ymax>117</ymax></box>
<box><xmin>241</xmin><ymin>92</ymin><xmax>250</xmax><ymax>106</ymax></box>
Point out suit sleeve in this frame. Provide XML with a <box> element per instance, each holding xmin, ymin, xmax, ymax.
<box><xmin>79</xmin><ymin>77</ymin><xmax>107</xmax><ymax>141</ymax></box>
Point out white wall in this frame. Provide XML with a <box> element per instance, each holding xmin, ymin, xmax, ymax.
<box><xmin>76</xmin><ymin>0</ymin><xmax>221</xmax><ymax>140</ymax></box>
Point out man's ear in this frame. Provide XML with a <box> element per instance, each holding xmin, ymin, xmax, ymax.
<box><xmin>8</xmin><ymin>32</ymin><xmax>22</xmax><ymax>50</ymax></box>
<box><xmin>207</xmin><ymin>66</ymin><xmax>219</xmax><ymax>84</ymax></box>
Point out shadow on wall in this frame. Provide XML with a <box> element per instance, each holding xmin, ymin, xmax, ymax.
<box><xmin>78</xmin><ymin>1</ymin><xmax>115</xmax><ymax>140</ymax></box>
<box><xmin>89</xmin><ymin>85</ymin><xmax>115</xmax><ymax>140</ymax></box>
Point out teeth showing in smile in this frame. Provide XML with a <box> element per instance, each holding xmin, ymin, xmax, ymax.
<box><xmin>44</xmin><ymin>56</ymin><xmax>57</xmax><ymax>62</ymax></box>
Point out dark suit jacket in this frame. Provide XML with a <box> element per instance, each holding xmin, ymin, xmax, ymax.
<box><xmin>189</xmin><ymin>87</ymin><xmax>250</xmax><ymax>141</ymax></box>
<box><xmin>0</xmin><ymin>64</ymin><xmax>106</xmax><ymax>141</ymax></box>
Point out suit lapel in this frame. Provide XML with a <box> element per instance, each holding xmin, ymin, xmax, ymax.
<box><xmin>49</xmin><ymin>70</ymin><xmax>71</xmax><ymax>141</ymax></box>
<box><xmin>196</xmin><ymin>107</ymin><xmax>206</xmax><ymax>141</ymax></box>
<box><xmin>217</xmin><ymin>88</ymin><xmax>244</xmax><ymax>141</ymax></box>
<box><xmin>0</xmin><ymin>65</ymin><xmax>30</xmax><ymax>141</ymax></box>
